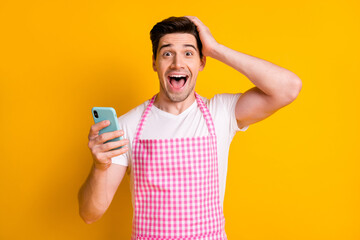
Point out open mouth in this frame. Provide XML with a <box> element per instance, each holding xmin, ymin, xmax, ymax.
<box><xmin>167</xmin><ymin>74</ymin><xmax>189</xmax><ymax>89</ymax></box>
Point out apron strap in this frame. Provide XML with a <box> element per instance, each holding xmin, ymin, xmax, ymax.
<box><xmin>134</xmin><ymin>92</ymin><xmax>216</xmax><ymax>142</ymax></box>
<box><xmin>194</xmin><ymin>92</ymin><xmax>216</xmax><ymax>136</ymax></box>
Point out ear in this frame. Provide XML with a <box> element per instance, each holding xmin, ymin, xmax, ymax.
<box><xmin>152</xmin><ymin>55</ymin><xmax>157</xmax><ymax>72</ymax></box>
<box><xmin>199</xmin><ymin>56</ymin><xmax>206</xmax><ymax>71</ymax></box>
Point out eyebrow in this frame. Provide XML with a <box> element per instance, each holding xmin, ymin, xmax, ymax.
<box><xmin>159</xmin><ymin>44</ymin><xmax>197</xmax><ymax>51</ymax></box>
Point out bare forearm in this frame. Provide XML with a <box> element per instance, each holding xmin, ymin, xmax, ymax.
<box><xmin>78</xmin><ymin>164</ymin><xmax>110</xmax><ymax>224</ymax></box>
<box><xmin>210</xmin><ymin>43</ymin><xmax>301</xmax><ymax>100</ymax></box>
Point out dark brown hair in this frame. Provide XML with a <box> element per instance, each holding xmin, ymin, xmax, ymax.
<box><xmin>150</xmin><ymin>16</ymin><xmax>203</xmax><ymax>60</ymax></box>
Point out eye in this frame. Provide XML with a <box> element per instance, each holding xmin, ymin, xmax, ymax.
<box><xmin>163</xmin><ymin>51</ymin><xmax>172</xmax><ymax>57</ymax></box>
<box><xmin>185</xmin><ymin>51</ymin><xmax>193</xmax><ymax>56</ymax></box>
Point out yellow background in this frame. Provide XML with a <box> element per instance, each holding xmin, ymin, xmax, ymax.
<box><xmin>1</xmin><ymin>0</ymin><xmax>359</xmax><ymax>239</ymax></box>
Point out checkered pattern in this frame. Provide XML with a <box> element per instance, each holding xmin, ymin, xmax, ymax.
<box><xmin>131</xmin><ymin>93</ymin><xmax>227</xmax><ymax>240</ymax></box>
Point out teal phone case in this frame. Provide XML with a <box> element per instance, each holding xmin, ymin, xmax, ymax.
<box><xmin>92</xmin><ymin>107</ymin><xmax>123</xmax><ymax>150</ymax></box>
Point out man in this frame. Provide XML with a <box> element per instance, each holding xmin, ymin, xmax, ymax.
<box><xmin>78</xmin><ymin>16</ymin><xmax>302</xmax><ymax>239</ymax></box>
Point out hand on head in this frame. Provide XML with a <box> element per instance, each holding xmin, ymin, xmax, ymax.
<box><xmin>185</xmin><ymin>16</ymin><xmax>219</xmax><ymax>58</ymax></box>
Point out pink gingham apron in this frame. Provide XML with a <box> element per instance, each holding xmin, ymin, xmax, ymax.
<box><xmin>131</xmin><ymin>92</ymin><xmax>227</xmax><ymax>240</ymax></box>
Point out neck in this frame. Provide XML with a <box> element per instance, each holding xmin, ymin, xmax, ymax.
<box><xmin>153</xmin><ymin>91</ymin><xmax>196</xmax><ymax>115</ymax></box>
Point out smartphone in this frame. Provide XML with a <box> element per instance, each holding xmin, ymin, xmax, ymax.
<box><xmin>92</xmin><ymin>107</ymin><xmax>123</xmax><ymax>150</ymax></box>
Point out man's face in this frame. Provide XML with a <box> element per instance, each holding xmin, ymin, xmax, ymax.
<box><xmin>152</xmin><ymin>33</ymin><xmax>206</xmax><ymax>103</ymax></box>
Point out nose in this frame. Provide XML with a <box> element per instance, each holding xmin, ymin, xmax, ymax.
<box><xmin>170</xmin><ymin>54</ymin><xmax>185</xmax><ymax>69</ymax></box>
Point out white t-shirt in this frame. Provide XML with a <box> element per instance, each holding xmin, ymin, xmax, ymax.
<box><xmin>112</xmin><ymin>93</ymin><xmax>249</xmax><ymax>208</ymax></box>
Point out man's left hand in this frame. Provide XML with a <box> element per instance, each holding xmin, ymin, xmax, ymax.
<box><xmin>185</xmin><ymin>16</ymin><xmax>219</xmax><ymax>58</ymax></box>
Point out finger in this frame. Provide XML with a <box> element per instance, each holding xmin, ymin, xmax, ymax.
<box><xmin>185</xmin><ymin>16</ymin><xmax>197</xmax><ymax>25</ymax></box>
<box><xmin>95</xmin><ymin>130</ymin><xmax>124</xmax><ymax>144</ymax></box>
<box><xmin>184</xmin><ymin>15</ymin><xmax>197</xmax><ymax>21</ymax></box>
<box><xmin>90</xmin><ymin>131</ymin><xmax>125</xmax><ymax>153</ymax></box>
<box><xmin>185</xmin><ymin>16</ymin><xmax>203</xmax><ymax>27</ymax></box>
<box><xmin>89</xmin><ymin>120</ymin><xmax>110</xmax><ymax>139</ymax></box>
<box><xmin>105</xmin><ymin>146</ymin><xmax>129</xmax><ymax>159</ymax></box>
<box><xmin>100</xmin><ymin>138</ymin><xmax>129</xmax><ymax>152</ymax></box>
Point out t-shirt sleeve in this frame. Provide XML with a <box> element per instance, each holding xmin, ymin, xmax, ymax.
<box><xmin>229</xmin><ymin>93</ymin><xmax>249</xmax><ymax>132</ymax></box>
<box><xmin>109</xmin><ymin>101</ymin><xmax>147</xmax><ymax>168</ymax></box>
<box><xmin>111</xmin><ymin>152</ymin><xmax>129</xmax><ymax>166</ymax></box>
<box><xmin>217</xmin><ymin>93</ymin><xmax>249</xmax><ymax>133</ymax></box>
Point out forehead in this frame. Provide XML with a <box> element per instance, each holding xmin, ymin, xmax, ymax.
<box><xmin>158</xmin><ymin>33</ymin><xmax>198</xmax><ymax>49</ymax></box>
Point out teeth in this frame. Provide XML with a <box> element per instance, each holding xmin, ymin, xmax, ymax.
<box><xmin>169</xmin><ymin>75</ymin><xmax>187</xmax><ymax>78</ymax></box>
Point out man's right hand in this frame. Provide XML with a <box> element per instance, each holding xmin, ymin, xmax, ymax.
<box><xmin>88</xmin><ymin>120</ymin><xmax>129</xmax><ymax>170</ymax></box>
